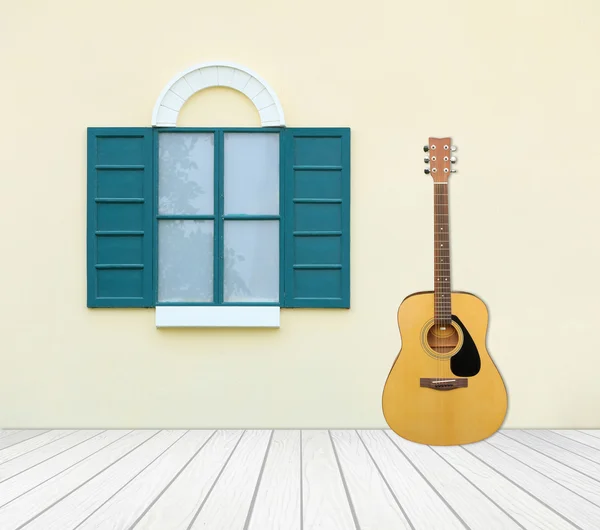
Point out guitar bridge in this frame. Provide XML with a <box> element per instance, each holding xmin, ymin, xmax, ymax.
<box><xmin>420</xmin><ymin>377</ymin><xmax>468</xmax><ymax>391</ymax></box>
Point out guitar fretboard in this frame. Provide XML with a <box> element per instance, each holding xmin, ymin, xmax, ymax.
<box><xmin>434</xmin><ymin>182</ymin><xmax>451</xmax><ymax>325</ymax></box>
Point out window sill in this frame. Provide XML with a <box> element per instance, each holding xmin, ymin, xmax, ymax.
<box><xmin>155</xmin><ymin>306</ymin><xmax>280</xmax><ymax>328</ymax></box>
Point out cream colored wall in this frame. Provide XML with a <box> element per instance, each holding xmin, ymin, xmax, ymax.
<box><xmin>1</xmin><ymin>0</ymin><xmax>599</xmax><ymax>429</ymax></box>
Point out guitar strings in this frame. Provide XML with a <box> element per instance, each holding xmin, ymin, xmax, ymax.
<box><xmin>437</xmin><ymin>155</ymin><xmax>441</xmax><ymax>384</ymax></box>
<box><xmin>434</xmin><ymin>148</ymin><xmax>440</xmax><ymax>384</ymax></box>
<box><xmin>445</xmin><ymin>147</ymin><xmax>450</xmax><ymax>381</ymax></box>
<box><xmin>435</xmin><ymin>146</ymin><xmax>449</xmax><ymax>383</ymax></box>
<box><xmin>441</xmin><ymin>175</ymin><xmax>446</xmax><ymax>381</ymax></box>
<box><xmin>439</xmin><ymin>174</ymin><xmax>442</xmax><ymax>383</ymax></box>
<box><xmin>439</xmin><ymin>165</ymin><xmax>444</xmax><ymax>382</ymax></box>
<box><xmin>437</xmin><ymin>172</ymin><xmax>441</xmax><ymax>382</ymax></box>
<box><xmin>440</xmin><ymin>165</ymin><xmax>448</xmax><ymax>379</ymax></box>
<box><xmin>433</xmin><ymin>149</ymin><xmax>437</xmax><ymax>384</ymax></box>
<box><xmin>440</xmin><ymin>175</ymin><xmax>444</xmax><ymax>382</ymax></box>
<box><xmin>445</xmin><ymin>167</ymin><xmax>449</xmax><ymax>381</ymax></box>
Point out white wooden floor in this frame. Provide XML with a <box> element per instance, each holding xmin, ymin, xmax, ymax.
<box><xmin>0</xmin><ymin>430</ymin><xmax>599</xmax><ymax>529</ymax></box>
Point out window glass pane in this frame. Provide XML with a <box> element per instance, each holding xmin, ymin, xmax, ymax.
<box><xmin>223</xmin><ymin>221</ymin><xmax>279</xmax><ymax>303</ymax></box>
<box><xmin>224</xmin><ymin>133</ymin><xmax>279</xmax><ymax>215</ymax></box>
<box><xmin>158</xmin><ymin>220</ymin><xmax>214</xmax><ymax>302</ymax></box>
<box><xmin>158</xmin><ymin>133</ymin><xmax>214</xmax><ymax>215</ymax></box>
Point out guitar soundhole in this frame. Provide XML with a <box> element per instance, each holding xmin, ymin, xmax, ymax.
<box><xmin>426</xmin><ymin>324</ymin><xmax>460</xmax><ymax>355</ymax></box>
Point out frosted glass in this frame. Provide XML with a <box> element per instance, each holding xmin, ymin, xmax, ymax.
<box><xmin>224</xmin><ymin>133</ymin><xmax>279</xmax><ymax>215</ymax></box>
<box><xmin>158</xmin><ymin>220</ymin><xmax>214</xmax><ymax>302</ymax></box>
<box><xmin>223</xmin><ymin>221</ymin><xmax>279</xmax><ymax>302</ymax></box>
<box><xmin>158</xmin><ymin>133</ymin><xmax>214</xmax><ymax>215</ymax></box>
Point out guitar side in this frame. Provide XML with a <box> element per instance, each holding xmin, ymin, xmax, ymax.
<box><xmin>382</xmin><ymin>291</ymin><xmax>508</xmax><ymax>446</ymax></box>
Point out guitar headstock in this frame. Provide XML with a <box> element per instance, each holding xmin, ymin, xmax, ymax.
<box><xmin>423</xmin><ymin>137</ymin><xmax>457</xmax><ymax>183</ymax></box>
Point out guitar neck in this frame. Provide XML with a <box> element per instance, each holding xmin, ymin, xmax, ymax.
<box><xmin>434</xmin><ymin>181</ymin><xmax>451</xmax><ymax>325</ymax></box>
<box><xmin>424</xmin><ymin>136</ymin><xmax>456</xmax><ymax>327</ymax></box>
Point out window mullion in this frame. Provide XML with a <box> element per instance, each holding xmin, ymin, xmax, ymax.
<box><xmin>214</xmin><ymin>130</ymin><xmax>224</xmax><ymax>305</ymax></box>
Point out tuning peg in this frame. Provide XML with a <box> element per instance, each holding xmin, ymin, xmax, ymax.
<box><xmin>450</xmin><ymin>169</ymin><xmax>457</xmax><ymax>173</ymax></box>
<box><xmin>450</xmin><ymin>156</ymin><xmax>457</xmax><ymax>163</ymax></box>
<box><xmin>424</xmin><ymin>157</ymin><xmax>430</xmax><ymax>163</ymax></box>
<box><xmin>423</xmin><ymin>145</ymin><xmax>429</xmax><ymax>152</ymax></box>
<box><xmin>451</xmin><ymin>146</ymin><xmax>457</xmax><ymax>151</ymax></box>
<box><xmin>424</xmin><ymin>168</ymin><xmax>430</xmax><ymax>174</ymax></box>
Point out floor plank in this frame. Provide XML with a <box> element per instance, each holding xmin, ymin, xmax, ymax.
<box><xmin>247</xmin><ymin>430</ymin><xmax>301</xmax><ymax>530</ymax></box>
<box><xmin>487</xmin><ymin>433</ymin><xmax>600</xmax><ymax>506</ymax></box>
<box><xmin>133</xmin><ymin>430</ymin><xmax>243</xmax><ymax>530</ymax></box>
<box><xmin>580</xmin><ymin>430</ymin><xmax>600</xmax><ymax>440</ymax></box>
<box><xmin>330</xmin><ymin>430</ymin><xmax>412</xmax><ymax>530</ymax></box>
<box><xmin>432</xmin><ymin>444</ymin><xmax>577</xmax><ymax>530</ymax></box>
<box><xmin>0</xmin><ymin>430</ymin><xmax>103</xmax><ymax>482</ymax></box>
<box><xmin>523</xmin><ymin>430</ymin><xmax>600</xmax><ymax>464</ymax></box>
<box><xmin>0</xmin><ymin>431</ymin><xmax>74</xmax><ymax>466</ymax></box>
<box><xmin>0</xmin><ymin>431</ymin><xmax>22</xmax><ymax>440</ymax></box>
<box><xmin>302</xmin><ymin>430</ymin><xmax>357</xmax><ymax>530</ymax></box>
<box><xmin>465</xmin><ymin>438</ymin><xmax>600</xmax><ymax>529</ymax></box>
<box><xmin>502</xmin><ymin>430</ymin><xmax>600</xmax><ymax>480</ymax></box>
<box><xmin>552</xmin><ymin>430</ymin><xmax>600</xmax><ymax>451</ymax></box>
<box><xmin>359</xmin><ymin>430</ymin><xmax>465</xmax><ymax>529</ymax></box>
<box><xmin>22</xmin><ymin>430</ymin><xmax>183</xmax><ymax>530</ymax></box>
<box><xmin>387</xmin><ymin>431</ymin><xmax>522</xmax><ymax>529</ymax></box>
<box><xmin>0</xmin><ymin>430</ymin><xmax>130</xmax><ymax>510</ymax></box>
<box><xmin>0</xmin><ymin>430</ymin><xmax>146</xmax><ymax>529</ymax></box>
<box><xmin>0</xmin><ymin>431</ymin><xmax>48</xmax><ymax>452</ymax></box>
<box><xmin>76</xmin><ymin>430</ymin><xmax>214</xmax><ymax>530</ymax></box>
<box><xmin>189</xmin><ymin>429</ymin><xmax>272</xmax><ymax>529</ymax></box>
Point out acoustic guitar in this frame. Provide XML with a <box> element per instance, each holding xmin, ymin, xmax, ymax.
<box><xmin>381</xmin><ymin>137</ymin><xmax>507</xmax><ymax>446</ymax></box>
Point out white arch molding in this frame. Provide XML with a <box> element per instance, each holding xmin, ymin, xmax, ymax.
<box><xmin>151</xmin><ymin>61</ymin><xmax>285</xmax><ymax>127</ymax></box>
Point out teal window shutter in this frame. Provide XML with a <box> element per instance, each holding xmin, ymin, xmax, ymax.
<box><xmin>87</xmin><ymin>127</ymin><xmax>154</xmax><ymax>307</ymax></box>
<box><xmin>282</xmin><ymin>128</ymin><xmax>351</xmax><ymax>308</ymax></box>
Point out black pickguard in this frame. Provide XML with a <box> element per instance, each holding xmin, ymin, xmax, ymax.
<box><xmin>450</xmin><ymin>315</ymin><xmax>481</xmax><ymax>377</ymax></box>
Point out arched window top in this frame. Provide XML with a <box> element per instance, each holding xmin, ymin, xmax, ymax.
<box><xmin>152</xmin><ymin>61</ymin><xmax>285</xmax><ymax>127</ymax></box>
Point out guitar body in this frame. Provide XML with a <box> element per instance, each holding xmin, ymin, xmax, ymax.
<box><xmin>382</xmin><ymin>291</ymin><xmax>507</xmax><ymax>446</ymax></box>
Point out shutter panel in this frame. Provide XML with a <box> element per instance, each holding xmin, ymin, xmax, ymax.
<box><xmin>283</xmin><ymin>128</ymin><xmax>351</xmax><ymax>308</ymax></box>
<box><xmin>87</xmin><ymin>128</ymin><xmax>154</xmax><ymax>307</ymax></box>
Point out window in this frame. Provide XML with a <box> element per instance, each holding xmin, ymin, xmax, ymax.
<box><xmin>157</xmin><ymin>129</ymin><xmax>281</xmax><ymax>306</ymax></box>
<box><xmin>87</xmin><ymin>126</ymin><xmax>351</xmax><ymax>321</ymax></box>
